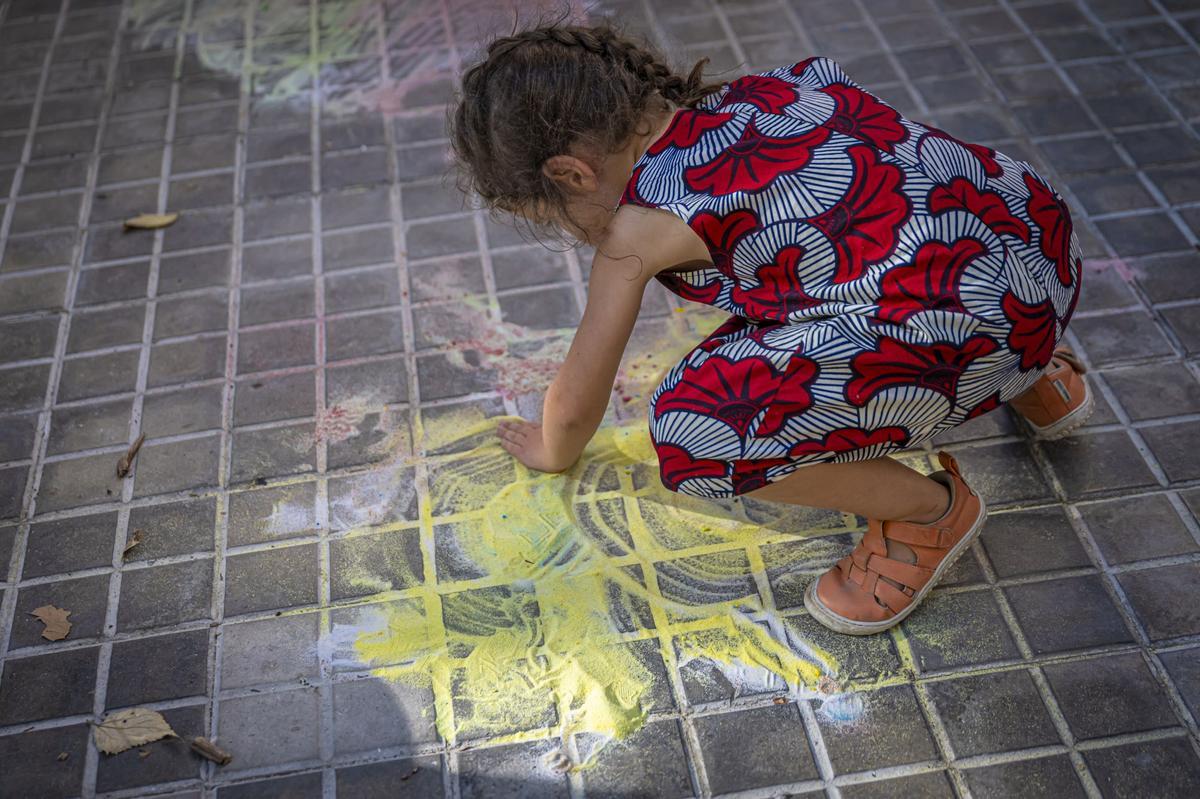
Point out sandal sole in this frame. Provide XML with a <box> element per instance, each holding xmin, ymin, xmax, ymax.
<box><xmin>1028</xmin><ymin>381</ymin><xmax>1095</xmax><ymax>441</ymax></box>
<box><xmin>802</xmin><ymin>494</ymin><xmax>989</xmax><ymax>636</ymax></box>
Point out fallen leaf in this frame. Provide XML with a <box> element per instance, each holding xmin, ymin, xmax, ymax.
<box><xmin>189</xmin><ymin>736</ymin><xmax>232</xmax><ymax>765</ymax></box>
<box><xmin>122</xmin><ymin>530</ymin><xmax>145</xmax><ymax>559</ymax></box>
<box><xmin>124</xmin><ymin>212</ymin><xmax>178</xmax><ymax>230</ymax></box>
<box><xmin>138</xmin><ymin>749</ymin><xmax>151</xmax><ymax>758</ymax></box>
<box><xmin>116</xmin><ymin>433</ymin><xmax>146</xmax><ymax>478</ymax></box>
<box><xmin>56</xmin><ymin>752</ymin><xmax>68</xmax><ymax>762</ymax></box>
<box><xmin>93</xmin><ymin>709</ymin><xmax>176</xmax><ymax>755</ymax></box>
<box><xmin>30</xmin><ymin>605</ymin><xmax>72</xmax><ymax>641</ymax></box>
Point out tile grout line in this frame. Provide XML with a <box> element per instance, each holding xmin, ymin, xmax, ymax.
<box><xmin>75</xmin><ymin>0</ymin><xmax>144</xmax><ymax>794</ymax></box>
<box><xmin>0</xmin><ymin>0</ymin><xmax>70</xmax><ymax>672</ymax></box>
<box><xmin>306</xmin><ymin>2</ymin><xmax>338</xmax><ymax>796</ymax></box>
<box><xmin>203</xmin><ymin>0</ymin><xmax>254</xmax><ymax>795</ymax></box>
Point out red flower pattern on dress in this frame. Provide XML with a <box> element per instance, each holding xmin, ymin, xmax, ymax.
<box><xmin>730</xmin><ymin>245</ymin><xmax>821</xmax><ymax>321</ymax></box>
<box><xmin>876</xmin><ymin>239</ymin><xmax>985</xmax><ymax>325</ymax></box>
<box><xmin>658</xmin><ymin>444</ymin><xmax>727</xmax><ymax>491</ymax></box>
<box><xmin>621</xmin><ymin>163</ymin><xmax>647</xmax><ymax>207</ymax></box>
<box><xmin>809</xmin><ymin>145</ymin><xmax>910</xmax><ymax>283</ymax></box>
<box><xmin>923</xmin><ymin>126</ymin><xmax>1003</xmax><ymax>178</ymax></box>
<box><xmin>1024</xmin><ymin>172</ymin><xmax>1075</xmax><ymax>286</ymax></box>
<box><xmin>821</xmin><ymin>83</ymin><xmax>908</xmax><ymax>153</ymax></box>
<box><xmin>654</xmin><ymin>355</ymin><xmax>781</xmax><ymax>437</ymax></box>
<box><xmin>730</xmin><ymin>457</ymin><xmax>793</xmax><ymax>493</ymax></box>
<box><xmin>788</xmin><ymin>426</ymin><xmax>910</xmax><ymax>457</ymax></box>
<box><xmin>684</xmin><ymin>121</ymin><xmax>830</xmax><ymax>196</ymax></box>
<box><xmin>1001</xmin><ymin>291</ymin><xmax>1056</xmax><ymax>371</ymax></box>
<box><xmin>789</xmin><ymin>57</ymin><xmax>818</xmax><ymax>76</ymax></box>
<box><xmin>757</xmin><ymin>355</ymin><xmax>819</xmax><ymax>437</ymax></box>
<box><xmin>965</xmin><ymin>393</ymin><xmax>1002</xmax><ymax>420</ymax></box>
<box><xmin>657</xmin><ymin>272</ymin><xmax>723</xmax><ymax>305</ymax></box>
<box><xmin>716</xmin><ymin>75</ymin><xmax>798</xmax><ymax>114</ymax></box>
<box><xmin>691</xmin><ymin>208</ymin><xmax>759</xmax><ymax>278</ymax></box>
<box><xmin>847</xmin><ymin>335</ymin><xmax>999</xmax><ymax>405</ymax></box>
<box><xmin>648</xmin><ymin>110</ymin><xmax>735</xmax><ymax>155</ymax></box>
<box><xmin>696</xmin><ymin>315</ymin><xmax>752</xmax><ymax>353</ymax></box>
<box><xmin>928</xmin><ymin>177</ymin><xmax>1031</xmax><ymax>243</ymax></box>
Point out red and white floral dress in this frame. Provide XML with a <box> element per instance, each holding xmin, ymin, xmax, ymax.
<box><xmin>620</xmin><ymin>57</ymin><xmax>1082</xmax><ymax>498</ymax></box>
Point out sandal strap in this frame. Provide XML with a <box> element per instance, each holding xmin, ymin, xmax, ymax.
<box><xmin>870</xmin><ymin>554</ymin><xmax>934</xmax><ymax>589</ymax></box>
<box><xmin>874</xmin><ymin>577</ymin><xmax>915</xmax><ymax>613</ymax></box>
<box><xmin>884</xmin><ymin>520</ymin><xmax>954</xmax><ymax>549</ymax></box>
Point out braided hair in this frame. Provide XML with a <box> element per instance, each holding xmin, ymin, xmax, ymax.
<box><xmin>450</xmin><ymin>23</ymin><xmax>723</xmax><ymax>242</ymax></box>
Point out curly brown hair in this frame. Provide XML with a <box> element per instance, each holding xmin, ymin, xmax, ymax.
<box><xmin>450</xmin><ymin>22</ymin><xmax>723</xmax><ymax>244</ymax></box>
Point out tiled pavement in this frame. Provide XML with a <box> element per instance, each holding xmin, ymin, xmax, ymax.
<box><xmin>2</xmin><ymin>0</ymin><xmax>1200</xmax><ymax>796</ymax></box>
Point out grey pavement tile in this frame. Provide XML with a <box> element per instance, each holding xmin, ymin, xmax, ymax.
<box><xmin>326</xmin><ymin>309</ymin><xmax>406</xmax><ymax>359</ymax></box>
<box><xmin>322</xmin><ymin>149</ymin><xmax>390</xmax><ymax>191</ymax></box>
<box><xmin>2</xmin><ymin>230</ymin><xmax>75</xmax><ymax>272</ymax></box>
<box><xmin>217</xmin><ymin>688</ymin><xmax>322</xmax><ymax>772</ymax></box>
<box><xmin>1041</xmin><ymin>430</ymin><xmax>1158</xmax><ymax>498</ymax></box>
<box><xmin>132</xmin><ymin>434</ymin><xmax>222</xmax><ymax>497</ymax></box>
<box><xmin>1080</xmin><ymin>494</ymin><xmax>1199</xmax><ymax>565</ymax></box>
<box><xmin>337</xmin><ymin>758</ymin><xmax>442</xmax><ymax>797</ymax></box>
<box><xmin>9</xmin><ymin>574</ymin><xmax>108</xmax><ymax>649</ymax></box>
<box><xmin>235</xmin><ymin>371</ymin><xmax>317</xmax><ymax>426</ymax></box>
<box><xmin>0</xmin><ymin>411</ymin><xmax>37</xmax><ymax>461</ymax></box>
<box><xmin>1093</xmin><ymin>214</ymin><xmax>1192</xmax><ymax>258</ymax></box>
<box><xmin>902</xmin><ymin>590</ymin><xmax>1022</xmax><ymax>670</ymax></box>
<box><xmin>148</xmin><ymin>336</ymin><xmax>228</xmax><ymax>388</ymax></box>
<box><xmin>1005</xmin><ymin>574</ymin><xmax>1133</xmax><ymax>653</ymax></box>
<box><xmin>0</xmin><ymin>464</ymin><xmax>26</xmax><ymax>519</ymax></box>
<box><xmin>22</xmin><ymin>511</ymin><xmax>117</xmax><ymax>579</ymax></box>
<box><xmin>951</xmin><ymin>441</ymin><xmax>1052</xmax><ymax>504</ymax></box>
<box><xmin>77</xmin><ymin>262</ymin><xmax>149</xmax><ymax>306</ymax></box>
<box><xmin>980</xmin><ymin>506</ymin><xmax>1090</xmax><ymax>577</ymax></box>
<box><xmin>0</xmin><ymin>316</ymin><xmax>60</xmax><ymax>364</ymax></box>
<box><xmin>162</xmin><ymin>205</ymin><xmax>234</xmax><ymax>251</ymax></box>
<box><xmin>407</xmin><ymin>254</ymin><xmax>485</xmax><ymax>302</ymax></box>
<box><xmin>0</xmin><ymin>647</ymin><xmax>98</xmax><ymax>724</ymax></box>
<box><xmin>37</xmin><ymin>451</ymin><xmax>122</xmax><ymax>512</ymax></box>
<box><xmin>154</xmin><ymin>291</ymin><xmax>230</xmax><ymax>339</ymax></box>
<box><xmin>416</xmin><ymin>350</ymin><xmax>498</xmax><ymax>401</ymax></box>
<box><xmin>926</xmin><ymin>668</ymin><xmax>1060</xmax><ymax>757</ymax></box>
<box><xmin>243</xmin><ymin>236</ymin><xmax>313</xmax><ymax>281</ymax></box>
<box><xmin>67</xmin><ymin>303</ymin><xmax>146</xmax><ymax>353</ymax></box>
<box><xmin>46</xmin><ymin>397</ymin><xmax>131</xmax><ymax>455</ymax></box>
<box><xmin>459</xmin><ymin>742</ymin><xmax>567</xmax><ymax>799</ymax></box>
<box><xmin>95</xmin><ymin>706</ymin><xmax>204</xmax><ymax>793</ymax></box>
<box><xmin>0</xmin><ymin>363</ymin><xmax>51</xmax><ymax>412</ymax></box>
<box><xmin>227</xmin><ymin>481</ymin><xmax>320</xmax><ymax>547</ymax></box>
<box><xmin>60</xmin><ymin>349</ymin><xmax>139</xmax><ymax>401</ymax></box>
<box><xmin>224</xmin><ymin>543</ymin><xmax>319</xmax><ymax>615</ymax></box>
<box><xmin>964</xmin><ymin>755</ymin><xmax>1086</xmax><ymax>799</ymax></box>
<box><xmin>322</xmin><ymin>186</ymin><xmax>391</xmax><ymax>230</ymax></box>
<box><xmin>1103</xmin><ymin>361</ymin><xmax>1200</xmax><ymax>420</ymax></box>
<box><xmin>107</xmin><ymin>629</ymin><xmax>210</xmax><ymax>708</ymax></box>
<box><xmin>1117</xmin><ymin>562</ymin><xmax>1200</xmax><ymax>640</ymax></box>
<box><xmin>142</xmin><ymin>384</ymin><xmax>225</xmax><ymax>439</ymax></box>
<box><xmin>580</xmin><ymin>718</ymin><xmax>693</xmax><ymax>799</ymax></box>
<box><xmin>325</xmin><ymin>265</ymin><xmax>402</xmax><ymax>313</ymax></box>
<box><xmin>0</xmin><ymin>270</ymin><xmax>69</xmax><ymax>314</ymax></box>
<box><xmin>0</xmin><ymin>723</ymin><xmax>89</xmax><ymax>799</ymax></box>
<box><xmin>1141</xmin><ymin>420</ymin><xmax>1200</xmax><ymax>483</ymax></box>
<box><xmin>230</xmin><ymin>422</ymin><xmax>316</xmax><ymax>482</ymax></box>
<box><xmin>159</xmin><ymin>248</ymin><xmax>232</xmax><ymax>294</ymax></box>
<box><xmin>1084</xmin><ymin>739</ymin><xmax>1200</xmax><ymax>799</ymax></box>
<box><xmin>329</xmin><ymin>528</ymin><xmax>424</xmax><ymax>600</ymax></box>
<box><xmin>333</xmin><ymin>678</ymin><xmax>438</xmax><ymax>753</ymax></box>
<box><xmin>323</xmin><ymin>225</ymin><xmax>394</xmax><ymax>270</ymax></box>
<box><xmin>1160</xmin><ymin>646</ymin><xmax>1200</xmax><ymax>720</ymax></box>
<box><xmin>126</xmin><ymin>496</ymin><xmax>216</xmax><ymax>561</ymax></box>
<box><xmin>237</xmin><ymin>323</ymin><xmax>315</xmax><ymax>373</ymax></box>
<box><xmin>694</xmin><ymin>703</ymin><xmax>817</xmax><ymax>793</ymax></box>
<box><xmin>239</xmin><ymin>279</ymin><xmax>315</xmax><ymax>326</ymax></box>
<box><xmin>116</xmin><ymin>558</ymin><xmax>213</xmax><ymax>632</ymax></box>
<box><xmin>221</xmin><ymin>613</ymin><xmax>320</xmax><ymax>689</ymax></box>
<box><xmin>1162</xmin><ymin>303</ymin><xmax>1200</xmax><ymax>355</ymax></box>
<box><xmin>1043</xmin><ymin>652</ymin><xmax>1177</xmax><ymax>740</ymax></box>
<box><xmin>817</xmin><ymin>684</ymin><xmax>938</xmax><ymax>774</ymax></box>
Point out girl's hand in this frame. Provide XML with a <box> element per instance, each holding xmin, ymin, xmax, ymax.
<box><xmin>497</xmin><ymin>419</ymin><xmax>574</xmax><ymax>473</ymax></box>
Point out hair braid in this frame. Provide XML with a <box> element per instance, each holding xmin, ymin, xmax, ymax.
<box><xmin>450</xmin><ymin>22</ymin><xmax>725</xmax><ymax>243</ymax></box>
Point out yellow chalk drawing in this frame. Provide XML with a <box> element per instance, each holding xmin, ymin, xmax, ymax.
<box><xmin>318</xmin><ymin>309</ymin><xmax>862</xmax><ymax>766</ymax></box>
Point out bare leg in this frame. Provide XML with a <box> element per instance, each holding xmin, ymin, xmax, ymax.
<box><xmin>747</xmin><ymin>457</ymin><xmax>950</xmax><ymax>524</ymax></box>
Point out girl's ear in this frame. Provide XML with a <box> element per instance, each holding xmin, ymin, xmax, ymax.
<box><xmin>542</xmin><ymin>154</ymin><xmax>598</xmax><ymax>194</ymax></box>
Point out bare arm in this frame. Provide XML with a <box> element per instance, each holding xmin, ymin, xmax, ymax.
<box><xmin>498</xmin><ymin>206</ymin><xmax>707</xmax><ymax>471</ymax></box>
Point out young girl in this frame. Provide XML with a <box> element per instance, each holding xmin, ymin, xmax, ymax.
<box><xmin>451</xmin><ymin>25</ymin><xmax>1090</xmax><ymax>635</ymax></box>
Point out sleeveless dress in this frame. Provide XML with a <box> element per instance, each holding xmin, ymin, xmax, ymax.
<box><xmin>619</xmin><ymin>57</ymin><xmax>1082</xmax><ymax>498</ymax></box>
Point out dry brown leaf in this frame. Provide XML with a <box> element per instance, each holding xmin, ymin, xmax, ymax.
<box><xmin>123</xmin><ymin>212</ymin><xmax>179</xmax><ymax>230</ymax></box>
<box><xmin>56</xmin><ymin>752</ymin><xmax>69</xmax><ymax>762</ymax></box>
<box><xmin>93</xmin><ymin>708</ymin><xmax>176</xmax><ymax>755</ymax></box>
<box><xmin>122</xmin><ymin>529</ymin><xmax>145</xmax><ymax>559</ymax></box>
<box><xmin>190</xmin><ymin>736</ymin><xmax>232</xmax><ymax>765</ymax></box>
<box><xmin>116</xmin><ymin>433</ymin><xmax>146</xmax><ymax>478</ymax></box>
<box><xmin>30</xmin><ymin>605</ymin><xmax>72</xmax><ymax>641</ymax></box>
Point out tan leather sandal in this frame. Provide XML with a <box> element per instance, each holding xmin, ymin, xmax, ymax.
<box><xmin>803</xmin><ymin>452</ymin><xmax>986</xmax><ymax>635</ymax></box>
<box><xmin>1009</xmin><ymin>347</ymin><xmax>1094</xmax><ymax>440</ymax></box>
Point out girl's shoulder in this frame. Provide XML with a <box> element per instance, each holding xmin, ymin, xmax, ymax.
<box><xmin>596</xmin><ymin>204</ymin><xmax>713</xmax><ymax>281</ymax></box>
